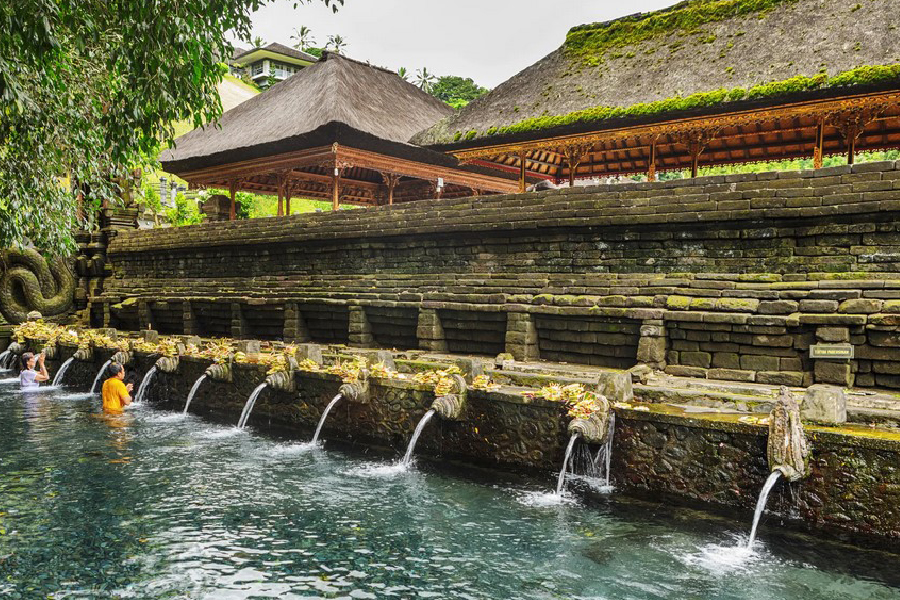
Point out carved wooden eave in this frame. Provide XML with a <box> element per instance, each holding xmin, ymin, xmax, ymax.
<box><xmin>447</xmin><ymin>91</ymin><xmax>900</xmax><ymax>182</ymax></box>
<box><xmin>175</xmin><ymin>143</ymin><xmax>520</xmax><ymax>206</ymax></box>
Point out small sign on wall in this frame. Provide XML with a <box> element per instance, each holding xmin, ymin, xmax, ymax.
<box><xmin>809</xmin><ymin>344</ymin><xmax>854</xmax><ymax>360</ymax></box>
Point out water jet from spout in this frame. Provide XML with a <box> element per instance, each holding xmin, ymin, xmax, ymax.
<box><xmin>183</xmin><ymin>374</ymin><xmax>207</xmax><ymax>414</ymax></box>
<box><xmin>311</xmin><ymin>393</ymin><xmax>342</xmax><ymax>445</ymax></box>
<box><xmin>399</xmin><ymin>409</ymin><xmax>435</xmax><ymax>468</ymax></box>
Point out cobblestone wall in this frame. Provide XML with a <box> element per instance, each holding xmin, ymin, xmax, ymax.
<box><xmin>103</xmin><ymin>162</ymin><xmax>900</xmax><ymax>387</ymax></box>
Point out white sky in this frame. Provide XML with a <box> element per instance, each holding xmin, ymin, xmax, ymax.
<box><xmin>241</xmin><ymin>0</ymin><xmax>678</xmax><ymax>88</ymax></box>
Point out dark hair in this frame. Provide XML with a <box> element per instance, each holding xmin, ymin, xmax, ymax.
<box><xmin>108</xmin><ymin>362</ymin><xmax>124</xmax><ymax>377</ymax></box>
<box><xmin>20</xmin><ymin>352</ymin><xmax>35</xmax><ymax>371</ymax></box>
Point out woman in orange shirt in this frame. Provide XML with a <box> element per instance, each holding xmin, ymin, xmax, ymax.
<box><xmin>101</xmin><ymin>363</ymin><xmax>134</xmax><ymax>413</ymax></box>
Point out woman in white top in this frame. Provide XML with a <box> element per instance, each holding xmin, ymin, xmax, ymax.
<box><xmin>19</xmin><ymin>352</ymin><xmax>49</xmax><ymax>389</ymax></box>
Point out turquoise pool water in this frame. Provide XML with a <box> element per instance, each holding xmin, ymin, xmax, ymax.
<box><xmin>2</xmin><ymin>383</ymin><xmax>900</xmax><ymax>599</ymax></box>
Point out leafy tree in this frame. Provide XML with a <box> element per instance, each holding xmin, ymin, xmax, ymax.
<box><xmin>0</xmin><ymin>0</ymin><xmax>342</xmax><ymax>254</ymax></box>
<box><xmin>326</xmin><ymin>34</ymin><xmax>348</xmax><ymax>54</ymax></box>
<box><xmin>414</xmin><ymin>67</ymin><xmax>437</xmax><ymax>93</ymax></box>
<box><xmin>166</xmin><ymin>193</ymin><xmax>204</xmax><ymax>226</ymax></box>
<box><xmin>291</xmin><ymin>26</ymin><xmax>315</xmax><ymax>50</ymax></box>
<box><xmin>139</xmin><ymin>182</ymin><xmax>163</xmax><ymax>227</ymax></box>
<box><xmin>430</xmin><ymin>76</ymin><xmax>489</xmax><ymax>108</ymax></box>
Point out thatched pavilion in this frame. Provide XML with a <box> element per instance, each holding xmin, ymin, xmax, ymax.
<box><xmin>161</xmin><ymin>52</ymin><xmax>518</xmax><ymax>218</ymax></box>
<box><xmin>413</xmin><ymin>0</ymin><xmax>900</xmax><ymax>186</ymax></box>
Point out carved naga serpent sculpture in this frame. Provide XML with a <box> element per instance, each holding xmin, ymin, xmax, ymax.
<box><xmin>0</xmin><ymin>248</ymin><xmax>76</xmax><ymax>324</ymax></box>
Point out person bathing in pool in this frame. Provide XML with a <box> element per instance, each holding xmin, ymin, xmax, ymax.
<box><xmin>19</xmin><ymin>352</ymin><xmax>49</xmax><ymax>390</ymax></box>
<box><xmin>101</xmin><ymin>362</ymin><xmax>133</xmax><ymax>413</ymax></box>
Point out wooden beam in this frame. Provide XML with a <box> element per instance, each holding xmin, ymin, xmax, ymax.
<box><xmin>647</xmin><ymin>139</ymin><xmax>657</xmax><ymax>182</ymax></box>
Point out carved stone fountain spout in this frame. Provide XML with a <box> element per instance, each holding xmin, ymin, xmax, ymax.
<box><xmin>111</xmin><ymin>350</ymin><xmax>133</xmax><ymax>366</ymax></box>
<box><xmin>265</xmin><ymin>357</ymin><xmax>299</xmax><ymax>393</ymax></box>
<box><xmin>205</xmin><ymin>359</ymin><xmax>233</xmax><ymax>383</ymax></box>
<box><xmin>431</xmin><ymin>374</ymin><xmax>468</xmax><ymax>421</ymax></box>
<box><xmin>767</xmin><ymin>386</ymin><xmax>809</xmax><ymax>482</ymax></box>
<box><xmin>73</xmin><ymin>346</ymin><xmax>93</xmax><ymax>361</ymax></box>
<box><xmin>155</xmin><ymin>355</ymin><xmax>179</xmax><ymax>373</ymax></box>
<box><xmin>567</xmin><ymin>394</ymin><xmax>612</xmax><ymax>444</ymax></box>
<box><xmin>338</xmin><ymin>369</ymin><xmax>370</xmax><ymax>404</ymax></box>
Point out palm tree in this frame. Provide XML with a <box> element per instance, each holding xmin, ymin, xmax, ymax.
<box><xmin>414</xmin><ymin>67</ymin><xmax>436</xmax><ymax>93</ymax></box>
<box><xmin>397</xmin><ymin>67</ymin><xmax>409</xmax><ymax>81</ymax></box>
<box><xmin>252</xmin><ymin>35</ymin><xmax>265</xmax><ymax>48</ymax></box>
<box><xmin>291</xmin><ymin>26</ymin><xmax>315</xmax><ymax>50</ymax></box>
<box><xmin>326</xmin><ymin>34</ymin><xmax>347</xmax><ymax>54</ymax></box>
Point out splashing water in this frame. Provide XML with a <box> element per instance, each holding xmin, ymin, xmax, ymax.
<box><xmin>747</xmin><ymin>470</ymin><xmax>782</xmax><ymax>549</ymax></box>
<box><xmin>311</xmin><ymin>393</ymin><xmax>342</xmax><ymax>446</ymax></box>
<box><xmin>0</xmin><ymin>350</ymin><xmax>11</xmax><ymax>370</ymax></box>
<box><xmin>237</xmin><ymin>383</ymin><xmax>268</xmax><ymax>429</ymax></box>
<box><xmin>399</xmin><ymin>409</ymin><xmax>435</xmax><ymax>468</ymax></box>
<box><xmin>52</xmin><ymin>357</ymin><xmax>75</xmax><ymax>387</ymax></box>
<box><xmin>556</xmin><ymin>433</ymin><xmax>580</xmax><ymax>496</ymax></box>
<box><xmin>134</xmin><ymin>366</ymin><xmax>158</xmax><ymax>405</ymax></box>
<box><xmin>90</xmin><ymin>359</ymin><xmax>112</xmax><ymax>393</ymax></box>
<box><xmin>183</xmin><ymin>374</ymin><xmax>207</xmax><ymax>414</ymax></box>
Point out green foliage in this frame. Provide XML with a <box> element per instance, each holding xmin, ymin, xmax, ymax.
<box><xmin>0</xmin><ymin>0</ymin><xmax>342</xmax><ymax>253</ymax></box>
<box><xmin>305</xmin><ymin>47</ymin><xmax>325</xmax><ymax>59</ymax></box>
<box><xmin>206</xmin><ymin>189</ymin><xmax>335</xmax><ymax>217</ymax></box>
<box><xmin>430</xmin><ymin>76</ymin><xmax>489</xmax><ymax>108</ymax></box>
<box><xmin>166</xmin><ymin>194</ymin><xmax>204</xmax><ymax>227</ymax></box>
<box><xmin>465</xmin><ymin>64</ymin><xmax>900</xmax><ymax>141</ymax></box>
<box><xmin>139</xmin><ymin>181</ymin><xmax>163</xmax><ymax>226</ymax></box>
<box><xmin>565</xmin><ymin>0</ymin><xmax>799</xmax><ymax>64</ymax></box>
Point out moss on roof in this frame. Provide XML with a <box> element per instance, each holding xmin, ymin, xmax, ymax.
<box><xmin>474</xmin><ymin>64</ymin><xmax>900</xmax><ymax>139</ymax></box>
<box><xmin>566</xmin><ymin>0</ymin><xmax>799</xmax><ymax>66</ymax></box>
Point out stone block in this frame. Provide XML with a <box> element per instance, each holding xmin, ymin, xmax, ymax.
<box><xmin>799</xmin><ymin>299</ymin><xmax>839</xmax><ymax>313</ymax></box>
<box><xmin>817</xmin><ymin>327</ymin><xmax>849</xmax><ymax>342</ymax></box>
<box><xmin>295</xmin><ymin>343</ymin><xmax>323</xmax><ymax>365</ymax></box>
<box><xmin>236</xmin><ymin>339</ymin><xmax>260</xmax><ymax>356</ymax></box>
<box><xmin>599</xmin><ymin>372</ymin><xmax>634</xmax><ymax>404</ymax></box>
<box><xmin>756</xmin><ymin>371</ymin><xmax>804</xmax><ymax>386</ymax></box>
<box><xmin>712</xmin><ymin>352</ymin><xmax>740</xmax><ymax>369</ymax></box>
<box><xmin>637</xmin><ymin>336</ymin><xmax>667</xmax><ymax>364</ymax></box>
<box><xmin>708</xmin><ymin>368</ymin><xmax>756</xmax><ymax>382</ymax></box>
<box><xmin>740</xmin><ymin>355</ymin><xmax>780</xmax><ymax>371</ymax></box>
<box><xmin>802</xmin><ymin>385</ymin><xmax>847</xmax><ymax>424</ymax></box>
<box><xmin>838</xmin><ymin>298</ymin><xmax>883</xmax><ymax>314</ymax></box>
<box><xmin>868</xmin><ymin>330</ymin><xmax>900</xmax><ymax>347</ymax></box>
<box><xmin>665</xmin><ymin>365</ymin><xmax>708</xmax><ymax>379</ymax></box>
<box><xmin>814</xmin><ymin>360</ymin><xmax>854</xmax><ymax>387</ymax></box>
<box><xmin>758</xmin><ymin>300</ymin><xmax>799</xmax><ymax>314</ymax></box>
<box><xmin>681</xmin><ymin>351</ymin><xmax>711</xmax><ymax>368</ymax></box>
<box><xmin>716</xmin><ymin>298</ymin><xmax>760</xmax><ymax>312</ymax></box>
<box><xmin>141</xmin><ymin>329</ymin><xmax>159</xmax><ymax>344</ymax></box>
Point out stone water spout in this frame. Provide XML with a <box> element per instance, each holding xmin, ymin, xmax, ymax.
<box><xmin>205</xmin><ymin>360</ymin><xmax>233</xmax><ymax>383</ymax></box>
<box><xmin>430</xmin><ymin>374</ymin><xmax>468</xmax><ymax>421</ymax></box>
<box><xmin>155</xmin><ymin>355</ymin><xmax>179</xmax><ymax>373</ymax></box>
<box><xmin>338</xmin><ymin>370</ymin><xmax>370</xmax><ymax>404</ymax></box>
<box><xmin>73</xmin><ymin>346</ymin><xmax>93</xmax><ymax>361</ymax></box>
<box><xmin>41</xmin><ymin>343</ymin><xmax>58</xmax><ymax>360</ymax></box>
<box><xmin>767</xmin><ymin>386</ymin><xmax>809</xmax><ymax>482</ymax></box>
<box><xmin>265</xmin><ymin>357</ymin><xmax>299</xmax><ymax>393</ymax></box>
<box><xmin>111</xmin><ymin>351</ymin><xmax>133</xmax><ymax>366</ymax></box>
<box><xmin>567</xmin><ymin>394</ymin><xmax>612</xmax><ymax>445</ymax></box>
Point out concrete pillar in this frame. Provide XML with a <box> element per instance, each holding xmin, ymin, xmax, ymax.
<box><xmin>505</xmin><ymin>312</ymin><xmax>539</xmax><ymax>361</ymax></box>
<box><xmin>348</xmin><ymin>306</ymin><xmax>375</xmax><ymax>348</ymax></box>
<box><xmin>417</xmin><ymin>308</ymin><xmax>447</xmax><ymax>352</ymax></box>
<box><xmin>637</xmin><ymin>320</ymin><xmax>667</xmax><ymax>370</ymax></box>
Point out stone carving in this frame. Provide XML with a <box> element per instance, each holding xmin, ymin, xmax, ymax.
<box><xmin>338</xmin><ymin>370</ymin><xmax>370</xmax><ymax>404</ymax></box>
<box><xmin>205</xmin><ymin>362</ymin><xmax>233</xmax><ymax>383</ymax></box>
<box><xmin>155</xmin><ymin>355</ymin><xmax>179</xmax><ymax>373</ymax></box>
<box><xmin>111</xmin><ymin>351</ymin><xmax>133</xmax><ymax>366</ymax></box>
<box><xmin>0</xmin><ymin>248</ymin><xmax>75</xmax><ymax>323</ymax></box>
<box><xmin>73</xmin><ymin>347</ymin><xmax>93</xmax><ymax>361</ymax></box>
<box><xmin>431</xmin><ymin>374</ymin><xmax>468</xmax><ymax>421</ymax></box>
<box><xmin>567</xmin><ymin>394</ymin><xmax>611</xmax><ymax>444</ymax></box>
<box><xmin>767</xmin><ymin>386</ymin><xmax>809</xmax><ymax>481</ymax></box>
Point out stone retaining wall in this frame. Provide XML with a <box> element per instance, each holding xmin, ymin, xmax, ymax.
<box><xmin>101</xmin><ymin>162</ymin><xmax>900</xmax><ymax>388</ymax></box>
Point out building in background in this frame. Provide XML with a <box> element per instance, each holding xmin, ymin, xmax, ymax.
<box><xmin>229</xmin><ymin>43</ymin><xmax>319</xmax><ymax>89</ymax></box>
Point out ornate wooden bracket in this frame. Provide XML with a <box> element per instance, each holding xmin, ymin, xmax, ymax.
<box><xmin>379</xmin><ymin>172</ymin><xmax>401</xmax><ymax>205</ymax></box>
<box><xmin>829</xmin><ymin>106</ymin><xmax>885</xmax><ymax>164</ymax></box>
<box><xmin>561</xmin><ymin>143</ymin><xmax>593</xmax><ymax>186</ymax></box>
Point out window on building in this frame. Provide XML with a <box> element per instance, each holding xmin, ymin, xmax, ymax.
<box><xmin>251</xmin><ymin>62</ymin><xmax>264</xmax><ymax>76</ymax></box>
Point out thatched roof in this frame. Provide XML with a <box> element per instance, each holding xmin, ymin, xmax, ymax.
<box><xmin>413</xmin><ymin>0</ymin><xmax>900</xmax><ymax>147</ymax></box>
<box><xmin>161</xmin><ymin>52</ymin><xmax>454</xmax><ymax>173</ymax></box>
<box><xmin>231</xmin><ymin>42</ymin><xmax>320</xmax><ymax>65</ymax></box>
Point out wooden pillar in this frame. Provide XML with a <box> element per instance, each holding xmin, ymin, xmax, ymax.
<box><xmin>518</xmin><ymin>151</ymin><xmax>527</xmax><ymax>193</ymax></box>
<box><xmin>332</xmin><ymin>167</ymin><xmax>340</xmax><ymax>211</ymax></box>
<box><xmin>847</xmin><ymin>124</ymin><xmax>858</xmax><ymax>165</ymax></box>
<box><xmin>285</xmin><ymin>188</ymin><xmax>292</xmax><ymax>215</ymax></box>
<box><xmin>276</xmin><ymin>185</ymin><xmax>284</xmax><ymax>217</ymax></box>
<box><xmin>813</xmin><ymin>117</ymin><xmax>825</xmax><ymax>170</ymax></box>
<box><xmin>229</xmin><ymin>180</ymin><xmax>237</xmax><ymax>221</ymax></box>
<box><xmin>647</xmin><ymin>140</ymin><xmax>658</xmax><ymax>182</ymax></box>
<box><xmin>690</xmin><ymin>141</ymin><xmax>701</xmax><ymax>179</ymax></box>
